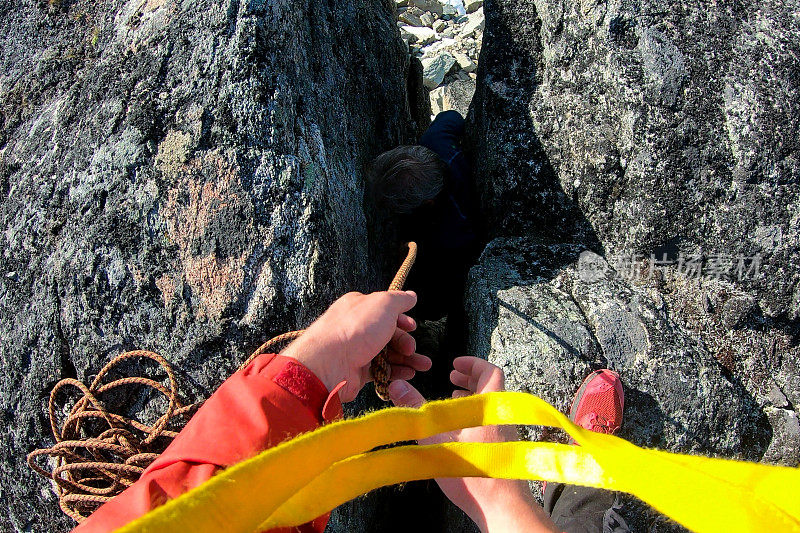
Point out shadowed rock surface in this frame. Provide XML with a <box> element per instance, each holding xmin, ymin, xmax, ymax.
<box><xmin>0</xmin><ymin>0</ymin><xmax>427</xmax><ymax>531</ymax></box>
<box><xmin>469</xmin><ymin>0</ymin><xmax>800</xmax><ymax>319</ymax></box>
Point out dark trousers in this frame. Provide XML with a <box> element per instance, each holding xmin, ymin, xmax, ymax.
<box><xmin>543</xmin><ymin>483</ymin><xmax>629</xmax><ymax>533</ymax></box>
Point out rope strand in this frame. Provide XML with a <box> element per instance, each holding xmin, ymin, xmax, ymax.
<box><xmin>371</xmin><ymin>242</ymin><xmax>418</xmax><ymax>400</ymax></box>
<box><xmin>27</xmin><ymin>350</ymin><xmax>197</xmax><ymax>522</ymax></box>
<box><xmin>28</xmin><ymin>242</ymin><xmax>417</xmax><ymax>521</ymax></box>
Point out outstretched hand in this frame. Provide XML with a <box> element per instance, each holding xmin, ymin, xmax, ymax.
<box><xmin>281</xmin><ymin>291</ymin><xmax>432</xmax><ymax>403</ymax></box>
<box><xmin>389</xmin><ymin>357</ymin><xmax>558</xmax><ymax>533</ymax></box>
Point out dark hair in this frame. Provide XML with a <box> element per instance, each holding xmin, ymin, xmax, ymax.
<box><xmin>367</xmin><ymin>145</ymin><xmax>446</xmax><ymax>214</ymax></box>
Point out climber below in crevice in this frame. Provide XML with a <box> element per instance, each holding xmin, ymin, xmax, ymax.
<box><xmin>368</xmin><ymin>109</ymin><xmax>482</xmax><ymax>324</ymax></box>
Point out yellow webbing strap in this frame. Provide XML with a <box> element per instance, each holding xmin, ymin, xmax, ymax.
<box><xmin>117</xmin><ymin>392</ymin><xmax>800</xmax><ymax>533</ymax></box>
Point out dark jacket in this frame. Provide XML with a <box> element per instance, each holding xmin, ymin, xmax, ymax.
<box><xmin>400</xmin><ymin>111</ymin><xmax>481</xmax><ymax>320</ymax></box>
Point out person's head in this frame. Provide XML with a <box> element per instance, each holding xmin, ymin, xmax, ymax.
<box><xmin>367</xmin><ymin>145</ymin><xmax>446</xmax><ymax>214</ymax></box>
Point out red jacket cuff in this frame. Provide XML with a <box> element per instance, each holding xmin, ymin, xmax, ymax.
<box><xmin>267</xmin><ymin>354</ymin><xmax>344</xmax><ymax>423</ymax></box>
<box><xmin>143</xmin><ymin>353</ymin><xmax>342</xmax><ymax>474</ymax></box>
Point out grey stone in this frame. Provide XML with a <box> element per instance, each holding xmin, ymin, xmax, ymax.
<box><xmin>399</xmin><ymin>7</ymin><xmax>425</xmax><ymax>27</ymax></box>
<box><xmin>442</xmin><ymin>0</ymin><xmax>466</xmax><ymax>16</ymax></box>
<box><xmin>0</xmin><ymin>0</ymin><xmax>429</xmax><ymax>531</ymax></box>
<box><xmin>762</xmin><ymin>408</ymin><xmax>800</xmax><ymax>466</ymax></box>
<box><xmin>410</xmin><ymin>0</ymin><xmax>444</xmax><ymax>16</ymax></box>
<box><xmin>429</xmin><ymin>79</ymin><xmax>475</xmax><ymax>117</ymax></box>
<box><xmin>422</xmin><ymin>52</ymin><xmax>458</xmax><ymax>89</ymax></box>
<box><xmin>459</xmin><ymin>7</ymin><xmax>484</xmax><ymax>36</ymax></box>
<box><xmin>452</xmin><ymin>51</ymin><xmax>476</xmax><ymax>72</ymax></box>
<box><xmin>466</xmin><ymin>237</ymin><xmax>781</xmax><ymax>526</ymax></box>
<box><xmin>420</xmin><ymin>37</ymin><xmax>457</xmax><ymax>59</ymax></box>
<box><xmin>721</xmin><ymin>294</ymin><xmax>757</xmax><ymax>329</ymax></box>
<box><xmin>430</xmin><ymin>86</ymin><xmax>447</xmax><ymax>115</ymax></box>
<box><xmin>420</xmin><ymin>12</ymin><xmax>435</xmax><ymax>27</ymax></box>
<box><xmin>433</xmin><ymin>19</ymin><xmax>448</xmax><ymax>33</ymax></box>
<box><xmin>468</xmin><ymin>238</ymin><xmax>772</xmax><ymax>454</ymax></box>
<box><xmin>468</xmin><ymin>0</ymin><xmax>800</xmax><ymax>319</ymax></box>
<box><xmin>769</xmin><ymin>383</ymin><xmax>790</xmax><ymax>408</ymax></box>
<box><xmin>400</xmin><ymin>25</ymin><xmax>437</xmax><ymax>45</ymax></box>
<box><xmin>465</xmin><ymin>0</ymin><xmax>483</xmax><ymax>13</ymax></box>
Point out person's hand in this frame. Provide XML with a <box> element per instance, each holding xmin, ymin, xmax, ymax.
<box><xmin>280</xmin><ymin>291</ymin><xmax>432</xmax><ymax>403</ymax></box>
<box><xmin>389</xmin><ymin>357</ymin><xmax>558</xmax><ymax>533</ymax></box>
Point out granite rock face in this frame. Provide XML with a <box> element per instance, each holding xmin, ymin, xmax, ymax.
<box><xmin>469</xmin><ymin>0</ymin><xmax>800</xmax><ymax>319</ymax></box>
<box><xmin>465</xmin><ymin>1</ymin><xmax>800</xmax><ymax>526</ymax></box>
<box><xmin>467</xmin><ymin>239</ymin><xmax>774</xmax><ymax>457</ymax></box>
<box><xmin>0</xmin><ymin>1</ymin><xmax>426</xmax><ymax>531</ymax></box>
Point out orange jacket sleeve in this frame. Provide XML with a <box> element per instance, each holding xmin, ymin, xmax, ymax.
<box><xmin>74</xmin><ymin>353</ymin><xmax>344</xmax><ymax>533</ymax></box>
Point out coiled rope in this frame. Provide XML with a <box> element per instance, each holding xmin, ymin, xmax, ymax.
<box><xmin>27</xmin><ymin>242</ymin><xmax>417</xmax><ymax>521</ymax></box>
<box><xmin>26</xmin><ymin>351</ymin><xmax>197</xmax><ymax>522</ymax></box>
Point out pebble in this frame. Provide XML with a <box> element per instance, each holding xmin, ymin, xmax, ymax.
<box><xmin>464</xmin><ymin>0</ymin><xmax>483</xmax><ymax>13</ymax></box>
<box><xmin>420</xmin><ymin>12</ymin><xmax>434</xmax><ymax>27</ymax></box>
<box><xmin>433</xmin><ymin>19</ymin><xmax>447</xmax><ymax>32</ymax></box>
<box><xmin>400</xmin><ymin>25</ymin><xmax>437</xmax><ymax>45</ymax></box>
<box><xmin>422</xmin><ymin>52</ymin><xmax>457</xmax><ymax>89</ymax></box>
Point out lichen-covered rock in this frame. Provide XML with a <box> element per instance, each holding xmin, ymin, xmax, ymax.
<box><xmin>465</xmin><ymin>3</ymin><xmax>800</xmax><ymax>524</ymax></box>
<box><xmin>466</xmin><ymin>237</ymin><xmax>784</xmax><ymax>529</ymax></box>
<box><xmin>469</xmin><ymin>0</ymin><xmax>800</xmax><ymax>319</ymax></box>
<box><xmin>430</xmin><ymin>78</ymin><xmax>475</xmax><ymax>118</ymax></box>
<box><xmin>468</xmin><ymin>238</ymin><xmax>772</xmax><ymax>456</ymax></box>
<box><xmin>0</xmin><ymin>1</ymin><xmax>427</xmax><ymax>531</ymax></box>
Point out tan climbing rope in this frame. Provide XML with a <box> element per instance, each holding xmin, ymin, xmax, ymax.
<box><xmin>28</xmin><ymin>242</ymin><xmax>417</xmax><ymax>521</ymax></box>
<box><xmin>26</xmin><ymin>351</ymin><xmax>197</xmax><ymax>522</ymax></box>
<box><xmin>371</xmin><ymin>241</ymin><xmax>417</xmax><ymax>400</ymax></box>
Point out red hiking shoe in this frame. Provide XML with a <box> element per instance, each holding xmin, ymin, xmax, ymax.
<box><xmin>569</xmin><ymin>369</ymin><xmax>624</xmax><ymax>436</ymax></box>
<box><xmin>543</xmin><ymin>369</ymin><xmax>624</xmax><ymax>496</ymax></box>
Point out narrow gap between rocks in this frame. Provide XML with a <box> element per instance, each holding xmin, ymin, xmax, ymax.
<box><xmin>340</xmin><ymin>4</ymin><xmax>487</xmax><ymax>530</ymax></box>
<box><xmin>391</xmin><ymin>0</ymin><xmax>485</xmax><ymax>403</ymax></box>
